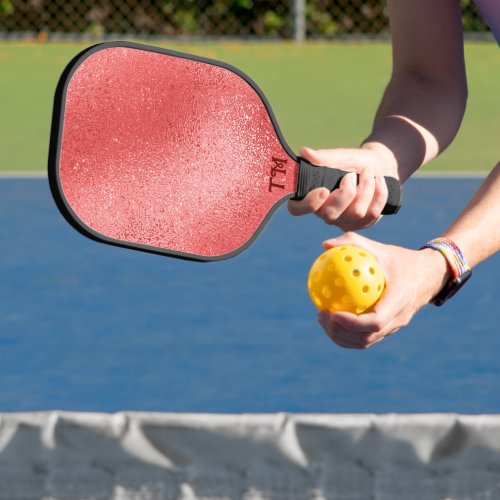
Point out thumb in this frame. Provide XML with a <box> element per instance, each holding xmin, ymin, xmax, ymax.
<box><xmin>322</xmin><ymin>231</ymin><xmax>370</xmax><ymax>250</ymax></box>
<box><xmin>299</xmin><ymin>146</ymin><xmax>324</xmax><ymax>165</ymax></box>
<box><xmin>299</xmin><ymin>147</ymin><xmax>365</xmax><ymax>171</ymax></box>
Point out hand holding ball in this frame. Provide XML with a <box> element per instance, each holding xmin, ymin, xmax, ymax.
<box><xmin>308</xmin><ymin>245</ymin><xmax>385</xmax><ymax>314</ymax></box>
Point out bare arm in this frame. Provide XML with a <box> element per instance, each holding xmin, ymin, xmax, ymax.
<box><xmin>363</xmin><ymin>0</ymin><xmax>468</xmax><ymax>181</ymax></box>
<box><xmin>289</xmin><ymin>0</ymin><xmax>468</xmax><ymax>226</ymax></box>
<box><xmin>442</xmin><ymin>162</ymin><xmax>500</xmax><ymax>268</ymax></box>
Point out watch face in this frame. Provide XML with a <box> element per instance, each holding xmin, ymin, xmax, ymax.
<box><xmin>432</xmin><ymin>269</ymin><xmax>472</xmax><ymax>306</ymax></box>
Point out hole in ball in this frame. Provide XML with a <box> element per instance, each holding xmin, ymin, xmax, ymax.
<box><xmin>342</xmin><ymin>295</ymin><xmax>351</xmax><ymax>304</ymax></box>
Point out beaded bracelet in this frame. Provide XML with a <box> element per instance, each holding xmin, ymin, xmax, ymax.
<box><xmin>421</xmin><ymin>237</ymin><xmax>472</xmax><ymax>306</ymax></box>
<box><xmin>421</xmin><ymin>238</ymin><xmax>470</xmax><ymax>278</ymax></box>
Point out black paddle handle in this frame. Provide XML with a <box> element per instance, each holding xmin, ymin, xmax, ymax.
<box><xmin>293</xmin><ymin>157</ymin><xmax>402</xmax><ymax>215</ymax></box>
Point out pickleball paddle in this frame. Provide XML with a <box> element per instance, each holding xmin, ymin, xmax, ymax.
<box><xmin>48</xmin><ymin>41</ymin><xmax>401</xmax><ymax>261</ymax></box>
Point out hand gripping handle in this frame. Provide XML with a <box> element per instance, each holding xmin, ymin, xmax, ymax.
<box><xmin>293</xmin><ymin>157</ymin><xmax>402</xmax><ymax>215</ymax></box>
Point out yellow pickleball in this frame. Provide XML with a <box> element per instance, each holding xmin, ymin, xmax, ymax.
<box><xmin>308</xmin><ymin>245</ymin><xmax>385</xmax><ymax>314</ymax></box>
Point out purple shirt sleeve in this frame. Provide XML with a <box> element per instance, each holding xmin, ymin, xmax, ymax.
<box><xmin>473</xmin><ymin>0</ymin><xmax>500</xmax><ymax>45</ymax></box>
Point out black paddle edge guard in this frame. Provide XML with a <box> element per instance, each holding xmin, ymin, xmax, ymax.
<box><xmin>293</xmin><ymin>157</ymin><xmax>402</xmax><ymax>215</ymax></box>
<box><xmin>47</xmin><ymin>41</ymin><xmax>297</xmax><ymax>262</ymax></box>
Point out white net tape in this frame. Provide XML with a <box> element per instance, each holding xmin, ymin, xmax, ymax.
<box><xmin>0</xmin><ymin>412</ymin><xmax>500</xmax><ymax>499</ymax></box>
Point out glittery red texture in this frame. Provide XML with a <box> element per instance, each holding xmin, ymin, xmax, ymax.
<box><xmin>59</xmin><ymin>47</ymin><xmax>297</xmax><ymax>258</ymax></box>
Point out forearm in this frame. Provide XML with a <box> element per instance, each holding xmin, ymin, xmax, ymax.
<box><xmin>441</xmin><ymin>162</ymin><xmax>500</xmax><ymax>267</ymax></box>
<box><xmin>361</xmin><ymin>0</ymin><xmax>467</xmax><ymax>183</ymax></box>
<box><xmin>363</xmin><ymin>73</ymin><xmax>467</xmax><ymax>182</ymax></box>
<box><xmin>418</xmin><ymin>162</ymin><xmax>500</xmax><ymax>303</ymax></box>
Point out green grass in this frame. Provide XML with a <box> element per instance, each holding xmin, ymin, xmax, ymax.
<box><xmin>0</xmin><ymin>40</ymin><xmax>497</xmax><ymax>172</ymax></box>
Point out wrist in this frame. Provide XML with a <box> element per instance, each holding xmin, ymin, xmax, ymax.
<box><xmin>361</xmin><ymin>141</ymin><xmax>399</xmax><ymax>178</ymax></box>
<box><xmin>418</xmin><ymin>248</ymin><xmax>453</xmax><ymax>303</ymax></box>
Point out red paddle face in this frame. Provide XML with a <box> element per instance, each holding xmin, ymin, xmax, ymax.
<box><xmin>51</xmin><ymin>42</ymin><xmax>299</xmax><ymax>260</ymax></box>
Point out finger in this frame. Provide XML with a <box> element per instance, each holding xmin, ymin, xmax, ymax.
<box><xmin>315</xmin><ymin>172</ymin><xmax>357</xmax><ymax>224</ymax></box>
<box><xmin>363</xmin><ymin>174</ymin><xmax>389</xmax><ymax>223</ymax></box>
<box><xmin>329</xmin><ymin>168</ymin><xmax>388</xmax><ymax>231</ymax></box>
<box><xmin>343</xmin><ymin>164</ymin><xmax>376</xmax><ymax>221</ymax></box>
<box><xmin>330</xmin><ymin>325</ymin><xmax>371</xmax><ymax>348</ymax></box>
<box><xmin>319</xmin><ymin>310</ymin><xmax>392</xmax><ymax>349</ymax></box>
<box><xmin>330</xmin><ymin>311</ymin><xmax>385</xmax><ymax>335</ymax></box>
<box><xmin>292</xmin><ymin>147</ymin><xmax>373</xmax><ymax>223</ymax></box>
<box><xmin>321</xmin><ymin>323</ymin><xmax>366</xmax><ymax>349</ymax></box>
<box><xmin>331</xmin><ymin>316</ymin><xmax>392</xmax><ymax>349</ymax></box>
<box><xmin>318</xmin><ymin>310</ymin><xmax>333</xmax><ymax>330</ymax></box>
<box><xmin>319</xmin><ymin>311</ymin><xmax>374</xmax><ymax>349</ymax></box>
<box><xmin>329</xmin><ymin>327</ymin><xmax>381</xmax><ymax>349</ymax></box>
<box><xmin>367</xmin><ymin>287</ymin><xmax>412</xmax><ymax>335</ymax></box>
<box><xmin>332</xmin><ymin>294</ymin><xmax>403</xmax><ymax>339</ymax></box>
<box><xmin>288</xmin><ymin>187</ymin><xmax>330</xmax><ymax>216</ymax></box>
<box><xmin>330</xmin><ymin>336</ymin><xmax>365</xmax><ymax>349</ymax></box>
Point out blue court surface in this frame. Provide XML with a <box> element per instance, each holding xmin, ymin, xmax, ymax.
<box><xmin>0</xmin><ymin>176</ymin><xmax>498</xmax><ymax>413</ymax></box>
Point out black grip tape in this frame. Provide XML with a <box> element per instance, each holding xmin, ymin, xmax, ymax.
<box><xmin>293</xmin><ymin>157</ymin><xmax>401</xmax><ymax>215</ymax></box>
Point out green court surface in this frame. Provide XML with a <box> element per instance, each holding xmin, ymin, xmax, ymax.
<box><xmin>0</xmin><ymin>40</ymin><xmax>497</xmax><ymax>173</ymax></box>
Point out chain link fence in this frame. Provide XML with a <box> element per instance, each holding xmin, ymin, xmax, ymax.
<box><xmin>0</xmin><ymin>0</ymin><xmax>491</xmax><ymax>40</ymax></box>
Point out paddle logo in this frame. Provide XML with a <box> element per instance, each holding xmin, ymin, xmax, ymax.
<box><xmin>268</xmin><ymin>157</ymin><xmax>287</xmax><ymax>192</ymax></box>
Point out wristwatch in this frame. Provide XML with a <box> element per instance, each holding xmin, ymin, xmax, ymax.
<box><xmin>421</xmin><ymin>238</ymin><xmax>472</xmax><ymax>306</ymax></box>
